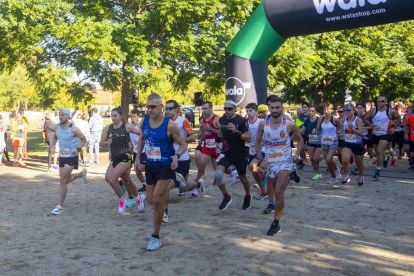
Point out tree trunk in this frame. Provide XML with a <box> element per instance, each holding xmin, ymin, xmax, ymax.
<box><xmin>314</xmin><ymin>87</ymin><xmax>323</xmax><ymax>105</ymax></box>
<box><xmin>121</xmin><ymin>59</ymin><xmax>131</xmax><ymax>122</ymax></box>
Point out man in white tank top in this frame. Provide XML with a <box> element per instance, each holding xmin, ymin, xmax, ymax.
<box><xmin>256</xmin><ymin>97</ymin><xmax>303</xmax><ymax>236</ymax></box>
<box><xmin>363</xmin><ymin>95</ymin><xmax>400</xmax><ymax>180</ymax></box>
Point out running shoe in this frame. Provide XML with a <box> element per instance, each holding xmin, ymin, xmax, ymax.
<box><xmin>53</xmin><ymin>165</ymin><xmax>59</xmax><ymax>170</ymax></box>
<box><xmin>47</xmin><ymin>168</ymin><xmax>54</xmax><ymax>173</ymax></box>
<box><xmin>162</xmin><ymin>212</ymin><xmax>168</xmax><ymax>223</ymax></box>
<box><xmin>219</xmin><ymin>196</ymin><xmax>232</xmax><ymax>210</ymax></box>
<box><xmin>212</xmin><ymin>179</ymin><xmax>217</xmax><ymax>186</ymax></box>
<box><xmin>119</xmin><ymin>180</ymin><xmax>126</xmax><ymax>196</ymax></box>
<box><xmin>312</xmin><ymin>174</ymin><xmax>322</xmax><ymax>180</ymax></box>
<box><xmin>373</xmin><ymin>170</ymin><xmax>380</xmax><ymax>180</ymax></box>
<box><xmin>175</xmin><ymin>173</ymin><xmax>189</xmax><ymax>191</ymax></box>
<box><xmin>409</xmin><ymin>160</ymin><xmax>414</xmax><ymax>166</ymax></box>
<box><xmin>147</xmin><ymin>237</ymin><xmax>162</xmax><ymax>251</ymax></box>
<box><xmin>118</xmin><ymin>199</ymin><xmax>127</xmax><ymax>214</ymax></box>
<box><xmin>350</xmin><ymin>154</ymin><xmax>354</xmax><ymax>165</ymax></box>
<box><xmin>126</xmin><ymin>197</ymin><xmax>135</xmax><ymax>208</ymax></box>
<box><xmin>259</xmin><ymin>170</ymin><xmax>267</xmax><ymax>186</ymax></box>
<box><xmin>83</xmin><ymin>161</ymin><xmax>89</xmax><ymax>167</ymax></box>
<box><xmin>257</xmin><ymin>191</ymin><xmax>268</xmax><ymax>200</ymax></box>
<box><xmin>51</xmin><ymin>206</ymin><xmax>63</xmax><ymax>215</ymax></box>
<box><xmin>196</xmin><ymin>179</ymin><xmax>205</xmax><ymax>198</ymax></box>
<box><xmin>137</xmin><ymin>194</ymin><xmax>145</xmax><ymax>212</ymax></box>
<box><xmin>263</xmin><ymin>204</ymin><xmax>275</xmax><ymax>214</ymax></box>
<box><xmin>19</xmin><ymin>161</ymin><xmax>26</xmax><ymax>166</ymax></box>
<box><xmin>229</xmin><ymin>170</ymin><xmax>237</xmax><ymax>186</ymax></box>
<box><xmin>253</xmin><ymin>183</ymin><xmax>260</xmax><ymax>190</ymax></box>
<box><xmin>81</xmin><ymin>168</ymin><xmax>89</xmax><ymax>184</ymax></box>
<box><xmin>191</xmin><ymin>190</ymin><xmax>199</xmax><ymax>197</ymax></box>
<box><xmin>0</xmin><ymin>163</ymin><xmax>4</xmax><ymax>166</ymax></box>
<box><xmin>289</xmin><ymin>170</ymin><xmax>300</xmax><ymax>183</ymax></box>
<box><xmin>328</xmin><ymin>177</ymin><xmax>338</xmax><ymax>184</ymax></box>
<box><xmin>304</xmin><ymin>160</ymin><xmax>309</xmax><ymax>166</ymax></box>
<box><xmin>358</xmin><ymin>176</ymin><xmax>364</xmax><ymax>186</ymax></box>
<box><xmin>138</xmin><ymin>185</ymin><xmax>146</xmax><ymax>192</ymax></box>
<box><xmin>334</xmin><ymin>168</ymin><xmax>342</xmax><ymax>180</ymax></box>
<box><xmin>297</xmin><ymin>159</ymin><xmax>305</xmax><ymax>170</ymax></box>
<box><xmin>351</xmin><ymin>168</ymin><xmax>358</xmax><ymax>174</ymax></box>
<box><xmin>242</xmin><ymin>195</ymin><xmax>252</xmax><ymax>210</ymax></box>
<box><xmin>178</xmin><ymin>192</ymin><xmax>185</xmax><ymax>196</ymax></box>
<box><xmin>13</xmin><ymin>162</ymin><xmax>20</xmax><ymax>167</ymax></box>
<box><xmin>383</xmin><ymin>155</ymin><xmax>390</xmax><ymax>168</ymax></box>
<box><xmin>385</xmin><ymin>149</ymin><xmax>390</xmax><ymax>154</ymax></box>
<box><xmin>373</xmin><ymin>160</ymin><xmax>377</xmax><ymax>164</ymax></box>
<box><xmin>267</xmin><ymin>222</ymin><xmax>281</xmax><ymax>236</ymax></box>
<box><xmin>341</xmin><ymin>177</ymin><xmax>350</xmax><ymax>185</ymax></box>
<box><xmin>391</xmin><ymin>158</ymin><xmax>396</xmax><ymax>167</ymax></box>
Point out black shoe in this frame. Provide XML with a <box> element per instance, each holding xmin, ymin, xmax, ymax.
<box><xmin>219</xmin><ymin>196</ymin><xmax>232</xmax><ymax>210</ymax></box>
<box><xmin>242</xmin><ymin>195</ymin><xmax>252</xmax><ymax>210</ymax></box>
<box><xmin>289</xmin><ymin>170</ymin><xmax>300</xmax><ymax>183</ymax></box>
<box><xmin>119</xmin><ymin>179</ymin><xmax>123</xmax><ymax>186</ymax></box>
<box><xmin>138</xmin><ymin>185</ymin><xmax>146</xmax><ymax>192</ymax></box>
<box><xmin>267</xmin><ymin>222</ymin><xmax>280</xmax><ymax>236</ymax></box>
<box><xmin>263</xmin><ymin>204</ymin><xmax>275</xmax><ymax>214</ymax></box>
<box><xmin>297</xmin><ymin>159</ymin><xmax>305</xmax><ymax>170</ymax></box>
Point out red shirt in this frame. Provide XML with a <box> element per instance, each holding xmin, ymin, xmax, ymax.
<box><xmin>407</xmin><ymin>115</ymin><xmax>414</xmax><ymax>141</ymax></box>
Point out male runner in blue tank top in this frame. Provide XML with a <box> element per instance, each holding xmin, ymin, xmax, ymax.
<box><xmin>47</xmin><ymin>108</ymin><xmax>89</xmax><ymax>215</ymax></box>
<box><xmin>134</xmin><ymin>93</ymin><xmax>190</xmax><ymax>251</ymax></box>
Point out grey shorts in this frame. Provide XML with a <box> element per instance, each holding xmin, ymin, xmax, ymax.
<box><xmin>322</xmin><ymin>143</ymin><xmax>338</xmax><ymax>152</ymax></box>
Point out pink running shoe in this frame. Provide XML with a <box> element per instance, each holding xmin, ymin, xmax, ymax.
<box><xmin>391</xmin><ymin>158</ymin><xmax>396</xmax><ymax>166</ymax></box>
<box><xmin>373</xmin><ymin>161</ymin><xmax>377</xmax><ymax>164</ymax></box>
<box><xmin>118</xmin><ymin>199</ymin><xmax>127</xmax><ymax>214</ymax></box>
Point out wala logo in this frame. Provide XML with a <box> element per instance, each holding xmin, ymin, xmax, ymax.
<box><xmin>225</xmin><ymin>77</ymin><xmax>250</xmax><ymax>105</ymax></box>
<box><xmin>313</xmin><ymin>0</ymin><xmax>387</xmax><ymax>14</ymax></box>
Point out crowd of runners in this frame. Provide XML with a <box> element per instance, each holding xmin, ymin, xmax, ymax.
<box><xmin>1</xmin><ymin>93</ymin><xmax>414</xmax><ymax>252</ymax></box>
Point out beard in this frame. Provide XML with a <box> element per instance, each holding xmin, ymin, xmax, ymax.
<box><xmin>271</xmin><ymin>112</ymin><xmax>281</xmax><ymax>118</ymax></box>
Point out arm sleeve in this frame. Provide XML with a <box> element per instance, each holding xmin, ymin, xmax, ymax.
<box><xmin>183</xmin><ymin>119</ymin><xmax>194</xmax><ymax>134</ymax></box>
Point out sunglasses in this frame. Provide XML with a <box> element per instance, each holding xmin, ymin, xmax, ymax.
<box><xmin>377</xmin><ymin>100</ymin><xmax>386</xmax><ymax>103</ymax></box>
<box><xmin>338</xmin><ymin>111</ymin><xmax>344</xmax><ymax>113</ymax></box>
<box><xmin>165</xmin><ymin>106</ymin><xmax>178</xmax><ymax>111</ymax></box>
<box><xmin>201</xmin><ymin>107</ymin><xmax>210</xmax><ymax>110</ymax></box>
<box><xmin>224</xmin><ymin>107</ymin><xmax>234</xmax><ymax>111</ymax></box>
<box><xmin>146</xmin><ymin>104</ymin><xmax>160</xmax><ymax>110</ymax></box>
<box><xmin>258</xmin><ymin>111</ymin><xmax>266</xmax><ymax>114</ymax></box>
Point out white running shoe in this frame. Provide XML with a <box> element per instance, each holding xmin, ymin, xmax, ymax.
<box><xmin>162</xmin><ymin>212</ymin><xmax>168</xmax><ymax>223</ymax></box>
<box><xmin>328</xmin><ymin>177</ymin><xmax>338</xmax><ymax>185</ymax></box>
<box><xmin>191</xmin><ymin>190</ymin><xmax>199</xmax><ymax>197</ymax></box>
<box><xmin>197</xmin><ymin>179</ymin><xmax>205</xmax><ymax>198</ymax></box>
<box><xmin>137</xmin><ymin>194</ymin><xmax>145</xmax><ymax>212</ymax></box>
<box><xmin>118</xmin><ymin>199</ymin><xmax>127</xmax><ymax>214</ymax></box>
<box><xmin>334</xmin><ymin>168</ymin><xmax>342</xmax><ymax>180</ymax></box>
<box><xmin>51</xmin><ymin>206</ymin><xmax>63</xmax><ymax>215</ymax></box>
<box><xmin>175</xmin><ymin>173</ymin><xmax>189</xmax><ymax>191</ymax></box>
<box><xmin>81</xmin><ymin>168</ymin><xmax>89</xmax><ymax>184</ymax></box>
<box><xmin>229</xmin><ymin>170</ymin><xmax>237</xmax><ymax>187</ymax></box>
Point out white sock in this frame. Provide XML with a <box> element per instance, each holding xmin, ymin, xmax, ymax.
<box><xmin>119</xmin><ymin>197</ymin><xmax>124</xmax><ymax>202</ymax></box>
<box><xmin>18</xmin><ymin>158</ymin><xmax>22</xmax><ymax>162</ymax></box>
<box><xmin>57</xmin><ymin>205</ymin><xmax>62</xmax><ymax>209</ymax></box>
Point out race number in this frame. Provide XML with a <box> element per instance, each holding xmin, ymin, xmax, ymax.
<box><xmin>146</xmin><ymin>146</ymin><xmax>161</xmax><ymax>160</ymax></box>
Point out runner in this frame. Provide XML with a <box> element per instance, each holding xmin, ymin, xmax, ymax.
<box><xmin>163</xmin><ymin>100</ymin><xmax>196</xmax><ymax>222</ymax></box>
<box><xmin>298</xmin><ymin>102</ymin><xmax>310</xmax><ymax>170</ymax></box>
<box><xmin>11</xmin><ymin>111</ymin><xmax>28</xmax><ymax>166</ymax></box>
<box><xmin>214</xmin><ymin>100</ymin><xmax>252</xmax><ymax>211</ymax></box>
<box><xmin>403</xmin><ymin>106</ymin><xmax>413</xmax><ymax>165</ymax></box>
<box><xmin>134</xmin><ymin>93</ymin><xmax>191</xmax><ymax>251</ymax></box>
<box><xmin>405</xmin><ymin>109</ymin><xmax>414</xmax><ymax>170</ymax></box>
<box><xmin>101</xmin><ymin>107</ymin><xmax>145</xmax><ymax>214</ymax></box>
<box><xmin>256</xmin><ymin>96</ymin><xmax>303</xmax><ymax>235</ymax></box>
<box><xmin>314</xmin><ymin>103</ymin><xmax>343</xmax><ymax>184</ymax></box>
<box><xmin>339</xmin><ymin>104</ymin><xmax>365</xmax><ymax>186</ymax></box>
<box><xmin>245</xmin><ymin>103</ymin><xmax>268</xmax><ymax>200</ymax></box>
<box><xmin>363</xmin><ymin>95</ymin><xmax>400</xmax><ymax>180</ymax></box>
<box><xmin>356</xmin><ymin>103</ymin><xmax>374</xmax><ymax>161</ymax></box>
<box><xmin>302</xmin><ymin>105</ymin><xmax>324</xmax><ymax>180</ymax></box>
<box><xmin>336</xmin><ymin>106</ymin><xmax>347</xmax><ymax>170</ymax></box>
<box><xmin>258</xmin><ymin>104</ymin><xmax>268</xmax><ymax>119</ymax></box>
<box><xmin>47</xmin><ymin>108</ymin><xmax>89</xmax><ymax>215</ymax></box>
<box><xmin>0</xmin><ymin>115</ymin><xmax>6</xmax><ymax>166</ymax></box>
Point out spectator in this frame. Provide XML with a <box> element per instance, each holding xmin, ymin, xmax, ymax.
<box><xmin>0</xmin><ymin>115</ymin><xmax>6</xmax><ymax>166</ymax></box>
<box><xmin>0</xmin><ymin>115</ymin><xmax>10</xmax><ymax>164</ymax></box>
<box><xmin>76</xmin><ymin>112</ymin><xmax>91</xmax><ymax>166</ymax></box>
<box><xmin>71</xmin><ymin>106</ymin><xmax>80</xmax><ymax>119</ymax></box>
<box><xmin>88</xmin><ymin>107</ymin><xmax>103</xmax><ymax>163</ymax></box>
<box><xmin>189</xmin><ymin>110</ymin><xmax>195</xmax><ymax>128</ymax></box>
<box><xmin>44</xmin><ymin>112</ymin><xmax>58</xmax><ymax>173</ymax></box>
<box><xmin>11</xmin><ymin>112</ymin><xmax>28</xmax><ymax>166</ymax></box>
<box><xmin>19</xmin><ymin>110</ymin><xmax>30</xmax><ymax>158</ymax></box>
<box><xmin>87</xmin><ymin>106</ymin><xmax>92</xmax><ymax>118</ymax></box>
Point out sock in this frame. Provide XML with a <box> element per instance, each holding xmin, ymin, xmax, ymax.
<box><xmin>142</xmin><ymin>182</ymin><xmax>146</xmax><ymax>186</ymax></box>
<box><xmin>376</xmin><ymin>166</ymin><xmax>381</xmax><ymax>171</ymax></box>
<box><xmin>359</xmin><ymin>176</ymin><xmax>364</xmax><ymax>180</ymax></box>
<box><xmin>245</xmin><ymin>194</ymin><xmax>251</xmax><ymax>199</ymax></box>
<box><xmin>57</xmin><ymin>205</ymin><xmax>62</xmax><ymax>209</ymax></box>
<box><xmin>223</xmin><ymin>192</ymin><xmax>230</xmax><ymax>199</ymax></box>
<box><xmin>118</xmin><ymin>197</ymin><xmax>124</xmax><ymax>202</ymax></box>
<box><xmin>345</xmin><ymin>174</ymin><xmax>349</xmax><ymax>178</ymax></box>
<box><xmin>129</xmin><ymin>196</ymin><xmax>134</xmax><ymax>199</ymax></box>
<box><xmin>152</xmin><ymin>234</ymin><xmax>160</xmax><ymax>239</ymax></box>
<box><xmin>269</xmin><ymin>201</ymin><xmax>275</xmax><ymax>205</ymax></box>
<box><xmin>19</xmin><ymin>158</ymin><xmax>22</xmax><ymax>162</ymax></box>
<box><xmin>273</xmin><ymin>219</ymin><xmax>279</xmax><ymax>226</ymax></box>
<box><xmin>164</xmin><ymin>208</ymin><xmax>168</xmax><ymax>215</ymax></box>
<box><xmin>197</xmin><ymin>179</ymin><xmax>204</xmax><ymax>188</ymax></box>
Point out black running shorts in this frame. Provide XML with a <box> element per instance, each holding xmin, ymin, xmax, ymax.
<box><xmin>363</xmin><ymin>138</ymin><xmax>373</xmax><ymax>149</ymax></box>
<box><xmin>338</xmin><ymin>139</ymin><xmax>344</xmax><ymax>148</ymax></box>
<box><xmin>217</xmin><ymin>154</ymin><xmax>248</xmax><ymax>176</ymax></box>
<box><xmin>145</xmin><ymin>164</ymin><xmax>175</xmax><ymax>185</ymax></box>
<box><xmin>372</xmin><ymin>134</ymin><xmax>392</xmax><ymax>145</ymax></box>
<box><xmin>176</xmin><ymin>160</ymin><xmax>191</xmax><ymax>178</ymax></box>
<box><xmin>342</xmin><ymin>142</ymin><xmax>365</xmax><ymax>156</ymax></box>
<box><xmin>302</xmin><ymin>135</ymin><xmax>309</xmax><ymax>146</ymax></box>
<box><xmin>111</xmin><ymin>152</ymin><xmax>132</xmax><ymax>168</ymax></box>
<box><xmin>59</xmin><ymin>156</ymin><xmax>79</xmax><ymax>170</ymax></box>
<box><xmin>195</xmin><ymin>144</ymin><xmax>203</xmax><ymax>152</ymax></box>
<box><xmin>410</xmin><ymin>141</ymin><xmax>414</xmax><ymax>152</ymax></box>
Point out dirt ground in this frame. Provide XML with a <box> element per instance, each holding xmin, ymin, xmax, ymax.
<box><xmin>1</xmin><ymin>148</ymin><xmax>414</xmax><ymax>275</ymax></box>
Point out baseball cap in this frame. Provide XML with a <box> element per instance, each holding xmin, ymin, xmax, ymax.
<box><xmin>258</xmin><ymin>104</ymin><xmax>268</xmax><ymax>111</ymax></box>
<box><xmin>59</xmin><ymin>108</ymin><xmax>71</xmax><ymax>115</ymax></box>
<box><xmin>344</xmin><ymin>103</ymin><xmax>355</xmax><ymax>111</ymax></box>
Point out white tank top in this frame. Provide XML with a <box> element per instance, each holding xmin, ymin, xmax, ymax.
<box><xmin>372</xmin><ymin>107</ymin><xmax>391</xmax><ymax>135</ymax></box>
<box><xmin>264</xmin><ymin>117</ymin><xmax>292</xmax><ymax>164</ymax></box>
<box><xmin>321</xmin><ymin>116</ymin><xmax>338</xmax><ymax>145</ymax></box>
<box><xmin>248</xmin><ymin>117</ymin><xmax>264</xmax><ymax>155</ymax></box>
<box><xmin>129</xmin><ymin>122</ymin><xmax>145</xmax><ymax>153</ymax></box>
<box><xmin>343</xmin><ymin>116</ymin><xmax>362</xmax><ymax>144</ymax></box>
<box><xmin>172</xmin><ymin>115</ymin><xmax>190</xmax><ymax>161</ymax></box>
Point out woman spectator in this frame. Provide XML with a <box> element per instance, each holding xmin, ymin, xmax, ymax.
<box><xmin>76</xmin><ymin>112</ymin><xmax>91</xmax><ymax>166</ymax></box>
<box><xmin>44</xmin><ymin>112</ymin><xmax>58</xmax><ymax>172</ymax></box>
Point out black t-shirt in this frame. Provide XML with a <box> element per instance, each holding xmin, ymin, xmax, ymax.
<box><xmin>219</xmin><ymin>114</ymin><xmax>249</xmax><ymax>157</ymax></box>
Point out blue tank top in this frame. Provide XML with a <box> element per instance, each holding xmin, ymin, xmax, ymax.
<box><xmin>143</xmin><ymin>114</ymin><xmax>174</xmax><ymax>168</ymax></box>
<box><xmin>56</xmin><ymin>124</ymin><xmax>78</xmax><ymax>158</ymax></box>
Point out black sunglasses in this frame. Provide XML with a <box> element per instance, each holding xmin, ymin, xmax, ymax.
<box><xmin>146</xmin><ymin>104</ymin><xmax>160</xmax><ymax>110</ymax></box>
<box><xmin>338</xmin><ymin>111</ymin><xmax>344</xmax><ymax>113</ymax></box>
<box><xmin>224</xmin><ymin>107</ymin><xmax>234</xmax><ymax>111</ymax></box>
<box><xmin>165</xmin><ymin>106</ymin><xmax>178</xmax><ymax>111</ymax></box>
<box><xmin>258</xmin><ymin>111</ymin><xmax>266</xmax><ymax>114</ymax></box>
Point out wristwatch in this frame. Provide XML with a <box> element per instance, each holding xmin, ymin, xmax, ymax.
<box><xmin>175</xmin><ymin>153</ymin><xmax>181</xmax><ymax>159</ymax></box>
<box><xmin>77</xmin><ymin>147</ymin><xmax>82</xmax><ymax>152</ymax></box>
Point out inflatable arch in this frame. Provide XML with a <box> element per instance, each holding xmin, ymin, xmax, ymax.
<box><xmin>225</xmin><ymin>0</ymin><xmax>414</xmax><ymax>106</ymax></box>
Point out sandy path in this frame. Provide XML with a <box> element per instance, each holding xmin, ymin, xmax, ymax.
<box><xmin>0</xmin><ymin>152</ymin><xmax>413</xmax><ymax>275</ymax></box>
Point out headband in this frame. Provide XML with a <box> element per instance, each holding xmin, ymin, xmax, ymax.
<box><xmin>224</xmin><ymin>100</ymin><xmax>237</xmax><ymax>107</ymax></box>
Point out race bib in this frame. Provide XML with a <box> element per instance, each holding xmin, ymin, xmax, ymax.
<box><xmin>146</xmin><ymin>146</ymin><xmax>161</xmax><ymax>160</ymax></box>
<box><xmin>322</xmin><ymin>136</ymin><xmax>333</xmax><ymax>143</ymax></box>
<box><xmin>60</xmin><ymin>148</ymin><xmax>70</xmax><ymax>157</ymax></box>
<box><xmin>205</xmin><ymin>139</ymin><xmax>216</xmax><ymax>148</ymax></box>
<box><xmin>249</xmin><ymin>145</ymin><xmax>255</xmax><ymax>155</ymax></box>
<box><xmin>309</xmin><ymin>134</ymin><xmax>318</xmax><ymax>142</ymax></box>
<box><xmin>245</xmin><ymin>141</ymin><xmax>250</xmax><ymax>147</ymax></box>
<box><xmin>266</xmin><ymin>147</ymin><xmax>284</xmax><ymax>163</ymax></box>
<box><xmin>133</xmin><ymin>139</ymin><xmax>139</xmax><ymax>147</ymax></box>
<box><xmin>363</xmin><ymin>129</ymin><xmax>368</xmax><ymax>135</ymax></box>
<box><xmin>345</xmin><ymin>134</ymin><xmax>356</xmax><ymax>143</ymax></box>
<box><xmin>216</xmin><ymin>153</ymin><xmax>225</xmax><ymax>162</ymax></box>
<box><xmin>374</xmin><ymin>126</ymin><xmax>385</xmax><ymax>134</ymax></box>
